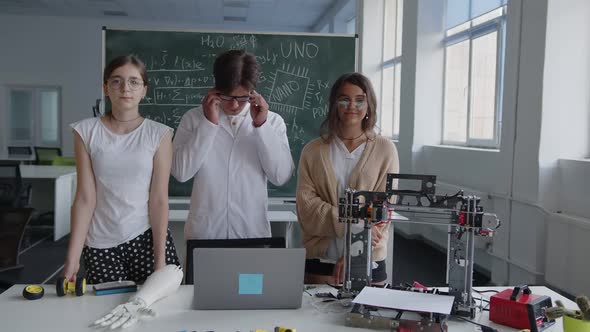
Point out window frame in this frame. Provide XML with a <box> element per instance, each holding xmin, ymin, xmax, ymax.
<box><xmin>6</xmin><ymin>85</ymin><xmax>62</xmax><ymax>148</ymax></box>
<box><xmin>381</xmin><ymin>0</ymin><xmax>403</xmax><ymax>141</ymax></box>
<box><xmin>442</xmin><ymin>8</ymin><xmax>506</xmax><ymax>148</ymax></box>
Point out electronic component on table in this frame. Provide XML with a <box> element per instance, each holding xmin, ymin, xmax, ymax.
<box><xmin>489</xmin><ymin>285</ymin><xmax>555</xmax><ymax>332</ymax></box>
<box><xmin>93</xmin><ymin>280</ymin><xmax>137</xmax><ymax>296</ymax></box>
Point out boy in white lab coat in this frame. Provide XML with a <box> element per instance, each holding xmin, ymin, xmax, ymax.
<box><xmin>172</xmin><ymin>49</ymin><xmax>294</xmax><ymax>241</ymax></box>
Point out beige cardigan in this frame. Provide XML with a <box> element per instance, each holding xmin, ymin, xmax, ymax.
<box><xmin>296</xmin><ymin>135</ymin><xmax>399</xmax><ymax>261</ymax></box>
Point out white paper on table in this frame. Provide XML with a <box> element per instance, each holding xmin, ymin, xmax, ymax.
<box><xmin>352</xmin><ymin>287</ymin><xmax>455</xmax><ymax>314</ymax></box>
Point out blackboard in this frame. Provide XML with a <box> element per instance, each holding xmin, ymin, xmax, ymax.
<box><xmin>104</xmin><ymin>28</ymin><xmax>356</xmax><ymax>197</ymax></box>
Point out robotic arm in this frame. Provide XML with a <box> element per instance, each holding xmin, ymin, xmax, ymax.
<box><xmin>92</xmin><ymin>264</ymin><xmax>183</xmax><ymax>329</ymax></box>
<box><xmin>129</xmin><ymin>264</ymin><xmax>184</xmax><ymax>307</ymax></box>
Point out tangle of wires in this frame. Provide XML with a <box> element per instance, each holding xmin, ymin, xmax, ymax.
<box><xmin>454</xmin><ymin>316</ymin><xmax>499</xmax><ymax>332</ymax></box>
<box><xmin>305</xmin><ymin>284</ymin><xmax>353</xmax><ymax>314</ymax></box>
<box><xmin>310</xmin><ymin>296</ymin><xmax>353</xmax><ymax>314</ymax></box>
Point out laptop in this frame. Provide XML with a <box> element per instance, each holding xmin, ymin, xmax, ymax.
<box><xmin>184</xmin><ymin>237</ymin><xmax>285</xmax><ymax>285</ymax></box>
<box><xmin>193</xmin><ymin>247</ymin><xmax>305</xmax><ymax>310</ymax></box>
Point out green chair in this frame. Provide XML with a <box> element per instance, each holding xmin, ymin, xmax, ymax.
<box><xmin>52</xmin><ymin>156</ymin><xmax>75</xmax><ymax>166</ymax></box>
<box><xmin>34</xmin><ymin>147</ymin><xmax>62</xmax><ymax>165</ymax></box>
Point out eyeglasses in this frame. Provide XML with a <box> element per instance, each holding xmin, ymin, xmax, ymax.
<box><xmin>107</xmin><ymin>78</ymin><xmax>145</xmax><ymax>91</ymax></box>
<box><xmin>337</xmin><ymin>99</ymin><xmax>367</xmax><ymax>109</ymax></box>
<box><xmin>218</xmin><ymin>93</ymin><xmax>250</xmax><ymax>103</ymax></box>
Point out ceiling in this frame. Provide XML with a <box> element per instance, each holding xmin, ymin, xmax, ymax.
<box><xmin>0</xmin><ymin>0</ymin><xmax>355</xmax><ymax>31</ymax></box>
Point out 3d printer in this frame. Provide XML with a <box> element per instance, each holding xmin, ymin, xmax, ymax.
<box><xmin>337</xmin><ymin>174</ymin><xmax>501</xmax><ymax>331</ymax></box>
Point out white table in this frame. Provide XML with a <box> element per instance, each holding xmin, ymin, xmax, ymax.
<box><xmin>169</xmin><ymin>209</ymin><xmax>299</xmax><ymax>247</ymax></box>
<box><xmin>20</xmin><ymin>165</ymin><xmax>77</xmax><ymax>241</ymax></box>
<box><xmin>20</xmin><ymin>165</ymin><xmax>76</xmax><ymax>179</ymax></box>
<box><xmin>169</xmin><ymin>197</ymin><xmax>297</xmax><ymax>206</ymax></box>
<box><xmin>168</xmin><ymin>210</ymin><xmax>297</xmax><ymax>223</ymax></box>
<box><xmin>0</xmin><ymin>155</ymin><xmax>35</xmax><ymax>163</ymax></box>
<box><xmin>0</xmin><ymin>285</ymin><xmax>574</xmax><ymax>331</ymax></box>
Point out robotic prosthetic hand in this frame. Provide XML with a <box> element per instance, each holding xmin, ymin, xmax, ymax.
<box><xmin>92</xmin><ymin>265</ymin><xmax>183</xmax><ymax>329</ymax></box>
<box><xmin>128</xmin><ymin>265</ymin><xmax>183</xmax><ymax>308</ymax></box>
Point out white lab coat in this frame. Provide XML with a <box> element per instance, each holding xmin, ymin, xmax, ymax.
<box><xmin>172</xmin><ymin>104</ymin><xmax>294</xmax><ymax>240</ymax></box>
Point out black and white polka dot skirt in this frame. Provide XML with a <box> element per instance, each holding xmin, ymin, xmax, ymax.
<box><xmin>82</xmin><ymin>228</ymin><xmax>180</xmax><ymax>284</ymax></box>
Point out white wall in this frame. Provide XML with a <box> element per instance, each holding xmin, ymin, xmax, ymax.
<box><xmin>396</xmin><ymin>0</ymin><xmax>590</xmax><ymax>296</ymax></box>
<box><xmin>540</xmin><ymin>0</ymin><xmax>590</xmax><ymax>210</ymax></box>
<box><xmin>558</xmin><ymin>159</ymin><xmax>590</xmax><ymax>218</ymax></box>
<box><xmin>398</xmin><ymin>0</ymin><xmax>445</xmax><ymax>176</ymax></box>
<box><xmin>539</xmin><ymin>0</ymin><xmax>590</xmax><ymax>295</ymax></box>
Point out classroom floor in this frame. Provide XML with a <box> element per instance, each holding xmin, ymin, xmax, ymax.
<box><xmin>0</xmin><ymin>220</ymin><xmax>497</xmax><ymax>295</ymax></box>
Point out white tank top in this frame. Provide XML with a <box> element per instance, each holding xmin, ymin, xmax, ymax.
<box><xmin>70</xmin><ymin>117</ymin><xmax>173</xmax><ymax>248</ymax></box>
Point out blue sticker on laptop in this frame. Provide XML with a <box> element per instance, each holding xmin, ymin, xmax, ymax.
<box><xmin>238</xmin><ymin>273</ymin><xmax>263</xmax><ymax>295</ymax></box>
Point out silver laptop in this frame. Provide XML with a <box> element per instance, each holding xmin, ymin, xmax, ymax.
<box><xmin>193</xmin><ymin>247</ymin><xmax>305</xmax><ymax>310</ymax></box>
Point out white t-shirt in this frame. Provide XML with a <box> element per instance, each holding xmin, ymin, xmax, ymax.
<box><xmin>325</xmin><ymin>137</ymin><xmax>366</xmax><ymax>262</ymax></box>
<box><xmin>226</xmin><ymin>106</ymin><xmax>249</xmax><ymax>136</ymax></box>
<box><xmin>70</xmin><ymin>117</ymin><xmax>173</xmax><ymax>248</ymax></box>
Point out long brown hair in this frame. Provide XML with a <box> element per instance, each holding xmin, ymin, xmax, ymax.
<box><xmin>319</xmin><ymin>72</ymin><xmax>378</xmax><ymax>142</ymax></box>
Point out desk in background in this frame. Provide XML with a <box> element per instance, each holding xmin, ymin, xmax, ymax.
<box><xmin>169</xmin><ymin>196</ymin><xmax>297</xmax><ymax>206</ymax></box>
<box><xmin>0</xmin><ymin>285</ymin><xmax>574</xmax><ymax>331</ymax></box>
<box><xmin>169</xmin><ymin>198</ymin><xmax>298</xmax><ymax>247</ymax></box>
<box><xmin>20</xmin><ymin>165</ymin><xmax>76</xmax><ymax>241</ymax></box>
<box><xmin>168</xmin><ymin>210</ymin><xmax>297</xmax><ymax>223</ymax></box>
<box><xmin>0</xmin><ymin>155</ymin><xmax>35</xmax><ymax>163</ymax></box>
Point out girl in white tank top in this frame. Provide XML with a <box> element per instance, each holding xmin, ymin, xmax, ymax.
<box><xmin>62</xmin><ymin>55</ymin><xmax>179</xmax><ymax>284</ymax></box>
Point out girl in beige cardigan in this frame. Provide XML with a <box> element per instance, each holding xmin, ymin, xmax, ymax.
<box><xmin>296</xmin><ymin>73</ymin><xmax>399</xmax><ymax>285</ymax></box>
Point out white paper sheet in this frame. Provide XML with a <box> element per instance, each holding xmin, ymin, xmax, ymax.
<box><xmin>352</xmin><ymin>287</ymin><xmax>455</xmax><ymax>314</ymax></box>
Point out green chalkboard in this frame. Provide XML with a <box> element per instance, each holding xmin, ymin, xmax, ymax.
<box><xmin>104</xmin><ymin>29</ymin><xmax>356</xmax><ymax>197</ymax></box>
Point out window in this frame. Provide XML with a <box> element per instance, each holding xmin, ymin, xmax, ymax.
<box><xmin>7</xmin><ymin>86</ymin><xmax>61</xmax><ymax>147</ymax></box>
<box><xmin>381</xmin><ymin>0</ymin><xmax>403</xmax><ymax>139</ymax></box>
<box><xmin>443</xmin><ymin>0</ymin><xmax>506</xmax><ymax>147</ymax></box>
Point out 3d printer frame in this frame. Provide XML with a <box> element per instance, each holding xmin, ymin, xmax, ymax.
<box><xmin>337</xmin><ymin>174</ymin><xmax>501</xmax><ymax>330</ymax></box>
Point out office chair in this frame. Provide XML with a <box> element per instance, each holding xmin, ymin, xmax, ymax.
<box><xmin>7</xmin><ymin>146</ymin><xmax>33</xmax><ymax>157</ymax></box>
<box><xmin>0</xmin><ymin>208</ymin><xmax>34</xmax><ymax>272</ymax></box>
<box><xmin>0</xmin><ymin>162</ymin><xmax>31</xmax><ymax>208</ymax></box>
<box><xmin>34</xmin><ymin>147</ymin><xmax>62</xmax><ymax>165</ymax></box>
<box><xmin>0</xmin><ymin>162</ymin><xmax>49</xmax><ymax>243</ymax></box>
<box><xmin>184</xmin><ymin>237</ymin><xmax>286</xmax><ymax>285</ymax></box>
